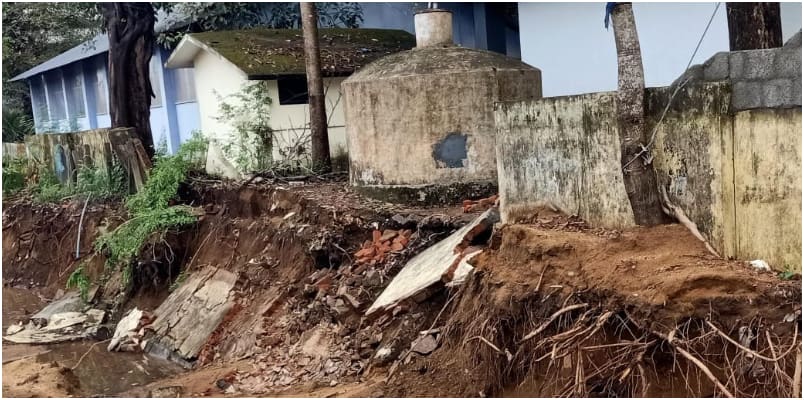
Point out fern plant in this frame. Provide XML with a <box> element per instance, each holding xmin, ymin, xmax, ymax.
<box><xmin>2</xmin><ymin>109</ymin><xmax>34</xmax><ymax>142</ymax></box>
<box><xmin>66</xmin><ymin>264</ymin><xmax>91</xmax><ymax>302</ymax></box>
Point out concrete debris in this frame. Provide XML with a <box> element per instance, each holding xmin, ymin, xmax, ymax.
<box><xmin>374</xmin><ymin>346</ymin><xmax>395</xmax><ymax>365</ymax></box>
<box><xmin>3</xmin><ymin>306</ymin><xmax>106</xmax><ymax>345</ymax></box>
<box><xmin>108</xmin><ymin>308</ymin><xmax>154</xmax><ymax>352</ymax></box>
<box><xmin>749</xmin><ymin>259</ymin><xmax>771</xmax><ymax>271</ymax></box>
<box><xmin>366</xmin><ymin>208</ymin><xmax>499</xmax><ymax>315</ymax></box>
<box><xmin>144</xmin><ymin>266</ymin><xmax>237</xmax><ymax>362</ymax></box>
<box><xmin>30</xmin><ymin>292</ymin><xmax>83</xmax><ymax>324</ymax></box>
<box><xmin>149</xmin><ymin>385</ymin><xmax>184</xmax><ymax>398</ymax></box>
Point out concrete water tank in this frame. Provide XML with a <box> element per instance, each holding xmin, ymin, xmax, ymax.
<box><xmin>342</xmin><ymin>9</ymin><xmax>542</xmax><ymax>204</ymax></box>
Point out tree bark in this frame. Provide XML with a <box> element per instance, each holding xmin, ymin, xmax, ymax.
<box><xmin>611</xmin><ymin>3</ymin><xmax>667</xmax><ymax>226</ymax></box>
<box><xmin>300</xmin><ymin>2</ymin><xmax>331</xmax><ymax>172</ymax></box>
<box><xmin>101</xmin><ymin>3</ymin><xmax>156</xmax><ymax>160</ymax></box>
<box><xmin>726</xmin><ymin>2</ymin><xmax>783</xmax><ymax>51</ymax></box>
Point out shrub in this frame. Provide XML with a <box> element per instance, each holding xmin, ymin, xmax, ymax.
<box><xmin>2</xmin><ymin>158</ymin><xmax>28</xmax><ymax>195</ymax></box>
<box><xmin>95</xmin><ymin>134</ymin><xmax>208</xmax><ymax>281</ymax></box>
<box><xmin>33</xmin><ymin>160</ymin><xmax>126</xmax><ymax>203</ymax></box>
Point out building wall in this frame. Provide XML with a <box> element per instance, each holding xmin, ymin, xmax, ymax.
<box><xmin>193</xmin><ymin>50</ymin><xmax>348</xmax><ymax>178</ymax></box>
<box><xmin>26</xmin><ymin>48</ymin><xmax>200</xmax><ymax>156</ymax></box>
<box><xmin>148</xmin><ymin>50</ymin><xmax>173</xmax><ymax>152</ymax></box>
<box><xmin>494</xmin><ymin>82</ymin><xmax>801</xmax><ymax>271</ymax></box>
<box><xmin>266</xmin><ymin>76</ymin><xmax>348</xmax><ymax>160</ymax></box>
<box><xmin>518</xmin><ymin>2</ymin><xmax>803</xmax><ymax>97</ymax></box>
<box><xmin>175</xmin><ymin>102</ymin><xmax>201</xmax><ymax>143</ymax></box>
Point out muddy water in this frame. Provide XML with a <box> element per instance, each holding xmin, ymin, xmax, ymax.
<box><xmin>2</xmin><ymin>287</ymin><xmax>184</xmax><ymax>397</ymax></box>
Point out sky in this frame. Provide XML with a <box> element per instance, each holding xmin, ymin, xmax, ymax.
<box><xmin>519</xmin><ymin>2</ymin><xmax>803</xmax><ymax>97</ymax></box>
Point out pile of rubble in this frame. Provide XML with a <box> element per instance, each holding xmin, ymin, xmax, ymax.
<box><xmin>107</xmin><ymin>307</ymin><xmax>155</xmax><ymax>352</ymax></box>
<box><xmin>3</xmin><ymin>292</ymin><xmax>108</xmax><ymax>345</ymax></box>
<box><xmin>225</xmin><ymin>208</ymin><xmax>501</xmax><ymax>395</ymax></box>
<box><xmin>353</xmin><ymin>229</ymin><xmax>413</xmax><ymax>265</ymax></box>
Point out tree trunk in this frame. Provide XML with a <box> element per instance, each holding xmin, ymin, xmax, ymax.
<box><xmin>727</xmin><ymin>2</ymin><xmax>783</xmax><ymax>51</ymax></box>
<box><xmin>300</xmin><ymin>2</ymin><xmax>331</xmax><ymax>172</ymax></box>
<box><xmin>101</xmin><ymin>3</ymin><xmax>156</xmax><ymax>160</ymax></box>
<box><xmin>610</xmin><ymin>3</ymin><xmax>667</xmax><ymax>226</ymax></box>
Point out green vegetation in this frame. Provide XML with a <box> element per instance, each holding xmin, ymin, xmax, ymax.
<box><xmin>215</xmin><ymin>81</ymin><xmax>274</xmax><ymax>173</ymax></box>
<box><xmin>2</xmin><ymin>109</ymin><xmax>34</xmax><ymax>142</ymax></box>
<box><xmin>778</xmin><ymin>265</ymin><xmax>798</xmax><ymax>280</ymax></box>
<box><xmin>169</xmin><ymin>269</ymin><xmax>189</xmax><ymax>292</ymax></box>
<box><xmin>33</xmin><ymin>169</ymin><xmax>71</xmax><ymax>203</ymax></box>
<box><xmin>66</xmin><ymin>264</ymin><xmax>91</xmax><ymax>302</ymax></box>
<box><xmin>32</xmin><ymin>160</ymin><xmax>126</xmax><ymax>203</ymax></box>
<box><xmin>155</xmin><ymin>3</ymin><xmax>364</xmax><ymax>48</ymax></box>
<box><xmin>2</xmin><ymin>158</ymin><xmax>28</xmax><ymax>195</ymax></box>
<box><xmin>95</xmin><ymin>133</ymin><xmax>208</xmax><ymax>282</ymax></box>
<box><xmin>190</xmin><ymin>27</ymin><xmax>412</xmax><ymax>77</ymax></box>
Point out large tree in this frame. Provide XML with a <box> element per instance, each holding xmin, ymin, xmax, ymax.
<box><xmin>609</xmin><ymin>3</ymin><xmax>667</xmax><ymax>226</ymax></box>
<box><xmin>301</xmin><ymin>2</ymin><xmax>331</xmax><ymax>172</ymax></box>
<box><xmin>100</xmin><ymin>3</ymin><xmax>157</xmax><ymax>159</ymax></box>
<box><xmin>726</xmin><ymin>2</ymin><xmax>783</xmax><ymax>51</ymax></box>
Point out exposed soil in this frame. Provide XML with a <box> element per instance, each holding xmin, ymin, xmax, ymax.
<box><xmin>2</xmin><ymin>357</ymin><xmax>80</xmax><ymax>397</ymax></box>
<box><xmin>2</xmin><ymin>182</ymin><xmax>801</xmax><ymax>398</ymax></box>
<box><xmin>2</xmin><ymin>199</ymin><xmax>126</xmax><ymax>297</ymax></box>
<box><xmin>381</xmin><ymin>211</ymin><xmax>801</xmax><ymax>397</ymax></box>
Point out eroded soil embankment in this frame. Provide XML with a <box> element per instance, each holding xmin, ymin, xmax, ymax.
<box><xmin>2</xmin><ymin>200</ymin><xmax>125</xmax><ymax>296</ymax></box>
<box><xmin>3</xmin><ymin>186</ymin><xmax>801</xmax><ymax>398</ymax></box>
<box><xmin>382</xmin><ymin>214</ymin><xmax>801</xmax><ymax>398</ymax></box>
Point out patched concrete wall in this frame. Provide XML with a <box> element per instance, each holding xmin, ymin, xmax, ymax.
<box><xmin>647</xmin><ymin>84</ymin><xmax>734</xmax><ymax>259</ymax></box>
<box><xmin>496</xmin><ymin>82</ymin><xmax>801</xmax><ymax>271</ymax></box>
<box><xmin>676</xmin><ymin>30</ymin><xmax>801</xmax><ymax>111</ymax></box>
<box><xmin>494</xmin><ymin>92</ymin><xmax>635</xmax><ymax>229</ymax></box>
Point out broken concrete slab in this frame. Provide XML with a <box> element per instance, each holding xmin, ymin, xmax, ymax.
<box><xmin>366</xmin><ymin>208</ymin><xmax>499</xmax><ymax>315</ymax></box>
<box><xmin>30</xmin><ymin>292</ymin><xmax>83</xmax><ymax>324</ymax></box>
<box><xmin>3</xmin><ymin>309</ymin><xmax>106</xmax><ymax>345</ymax></box>
<box><xmin>144</xmin><ymin>266</ymin><xmax>236</xmax><ymax>364</ymax></box>
<box><xmin>108</xmin><ymin>308</ymin><xmax>143</xmax><ymax>352</ymax></box>
<box><xmin>447</xmin><ymin>249</ymin><xmax>483</xmax><ymax>287</ymax></box>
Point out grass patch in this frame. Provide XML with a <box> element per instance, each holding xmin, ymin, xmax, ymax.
<box><xmin>32</xmin><ymin>160</ymin><xmax>127</xmax><ymax>203</ymax></box>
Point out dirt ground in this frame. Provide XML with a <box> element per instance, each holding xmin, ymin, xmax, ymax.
<box><xmin>2</xmin><ymin>179</ymin><xmax>801</xmax><ymax>398</ymax></box>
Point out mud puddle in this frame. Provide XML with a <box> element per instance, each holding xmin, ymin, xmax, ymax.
<box><xmin>2</xmin><ymin>287</ymin><xmax>184</xmax><ymax>397</ymax></box>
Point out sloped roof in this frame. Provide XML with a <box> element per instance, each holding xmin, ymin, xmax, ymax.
<box><xmin>165</xmin><ymin>28</ymin><xmax>416</xmax><ymax>79</ymax></box>
<box><xmin>9</xmin><ymin>7</ymin><xmax>197</xmax><ymax>82</ymax></box>
<box><xmin>10</xmin><ymin>34</ymin><xmax>109</xmax><ymax>82</ymax></box>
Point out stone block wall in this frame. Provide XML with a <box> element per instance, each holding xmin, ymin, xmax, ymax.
<box><xmin>676</xmin><ymin>30</ymin><xmax>801</xmax><ymax>111</ymax></box>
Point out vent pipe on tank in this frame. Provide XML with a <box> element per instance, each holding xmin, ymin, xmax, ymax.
<box><xmin>414</xmin><ymin>9</ymin><xmax>453</xmax><ymax>48</ymax></box>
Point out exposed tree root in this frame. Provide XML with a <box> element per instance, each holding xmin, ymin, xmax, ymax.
<box><xmin>659</xmin><ymin>185</ymin><xmax>720</xmax><ymax>257</ymax></box>
<box><xmin>441</xmin><ymin>267</ymin><xmax>800</xmax><ymax>398</ymax></box>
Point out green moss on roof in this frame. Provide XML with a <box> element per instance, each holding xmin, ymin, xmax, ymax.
<box><xmin>189</xmin><ymin>28</ymin><xmax>416</xmax><ymax>78</ymax></box>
